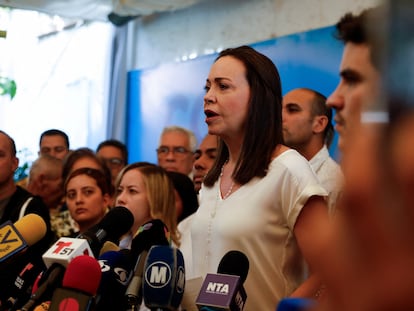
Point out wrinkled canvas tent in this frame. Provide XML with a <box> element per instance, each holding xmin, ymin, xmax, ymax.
<box><xmin>0</xmin><ymin>0</ymin><xmax>204</xmax><ymax>22</ymax></box>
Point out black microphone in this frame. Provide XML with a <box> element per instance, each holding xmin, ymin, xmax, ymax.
<box><xmin>77</xmin><ymin>206</ymin><xmax>134</xmax><ymax>257</ymax></box>
<box><xmin>125</xmin><ymin>219</ymin><xmax>171</xmax><ymax>311</ymax></box>
<box><xmin>0</xmin><ymin>261</ymin><xmax>44</xmax><ymax>311</ymax></box>
<box><xmin>196</xmin><ymin>250</ymin><xmax>249</xmax><ymax>311</ymax></box>
<box><xmin>95</xmin><ymin>250</ymin><xmax>133</xmax><ymax>311</ymax></box>
<box><xmin>20</xmin><ymin>263</ymin><xmax>66</xmax><ymax>311</ymax></box>
<box><xmin>48</xmin><ymin>255</ymin><xmax>102</xmax><ymax>311</ymax></box>
<box><xmin>142</xmin><ymin>245</ymin><xmax>185</xmax><ymax>311</ymax></box>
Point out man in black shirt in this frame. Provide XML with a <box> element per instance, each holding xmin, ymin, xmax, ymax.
<box><xmin>0</xmin><ymin>130</ymin><xmax>54</xmax><ymax>307</ymax></box>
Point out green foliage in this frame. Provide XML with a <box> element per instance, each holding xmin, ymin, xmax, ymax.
<box><xmin>13</xmin><ymin>148</ymin><xmax>32</xmax><ymax>182</ymax></box>
<box><xmin>0</xmin><ymin>76</ymin><xmax>17</xmax><ymax>99</ymax></box>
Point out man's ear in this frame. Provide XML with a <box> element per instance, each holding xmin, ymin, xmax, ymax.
<box><xmin>313</xmin><ymin>115</ymin><xmax>328</xmax><ymax>135</ymax></box>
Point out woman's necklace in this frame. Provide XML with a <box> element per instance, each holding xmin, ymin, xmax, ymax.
<box><xmin>220</xmin><ymin>161</ymin><xmax>235</xmax><ymax>199</ymax></box>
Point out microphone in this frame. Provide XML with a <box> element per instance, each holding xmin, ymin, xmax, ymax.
<box><xmin>42</xmin><ymin>206</ymin><xmax>133</xmax><ymax>268</ymax></box>
<box><xmin>0</xmin><ymin>214</ymin><xmax>47</xmax><ymax>266</ymax></box>
<box><xmin>42</xmin><ymin>237</ymin><xmax>94</xmax><ymax>269</ymax></box>
<box><xmin>0</xmin><ymin>214</ymin><xmax>48</xmax><ymax>310</ymax></box>
<box><xmin>98</xmin><ymin>241</ymin><xmax>120</xmax><ymax>256</ymax></box>
<box><xmin>142</xmin><ymin>245</ymin><xmax>185</xmax><ymax>311</ymax></box>
<box><xmin>196</xmin><ymin>250</ymin><xmax>249</xmax><ymax>311</ymax></box>
<box><xmin>125</xmin><ymin>219</ymin><xmax>171</xmax><ymax>311</ymax></box>
<box><xmin>0</xmin><ymin>261</ymin><xmax>45</xmax><ymax>311</ymax></box>
<box><xmin>95</xmin><ymin>250</ymin><xmax>133</xmax><ymax>311</ymax></box>
<box><xmin>129</xmin><ymin>219</ymin><xmax>171</xmax><ymax>260</ymax></box>
<box><xmin>21</xmin><ymin>207</ymin><xmax>131</xmax><ymax>310</ymax></box>
<box><xmin>48</xmin><ymin>255</ymin><xmax>102</xmax><ymax>311</ymax></box>
<box><xmin>20</xmin><ymin>263</ymin><xmax>66</xmax><ymax>311</ymax></box>
<box><xmin>276</xmin><ymin>297</ymin><xmax>316</xmax><ymax>311</ymax></box>
<box><xmin>76</xmin><ymin>206</ymin><xmax>134</xmax><ymax>257</ymax></box>
<box><xmin>22</xmin><ymin>208</ymin><xmax>131</xmax><ymax>311</ymax></box>
<box><xmin>33</xmin><ymin>301</ymin><xmax>50</xmax><ymax>311</ymax></box>
<box><xmin>32</xmin><ymin>301</ymin><xmax>50</xmax><ymax>311</ymax></box>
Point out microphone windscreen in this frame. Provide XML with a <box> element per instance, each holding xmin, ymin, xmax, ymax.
<box><xmin>96</xmin><ymin>250</ymin><xmax>133</xmax><ymax>310</ymax></box>
<box><xmin>217</xmin><ymin>250</ymin><xmax>249</xmax><ymax>284</ymax></box>
<box><xmin>97</xmin><ymin>250</ymin><xmax>133</xmax><ymax>291</ymax></box>
<box><xmin>143</xmin><ymin>245</ymin><xmax>185</xmax><ymax>310</ymax></box>
<box><xmin>98</xmin><ymin>206</ymin><xmax>134</xmax><ymax>240</ymax></box>
<box><xmin>99</xmin><ymin>241</ymin><xmax>120</xmax><ymax>256</ymax></box>
<box><xmin>130</xmin><ymin>219</ymin><xmax>170</xmax><ymax>261</ymax></box>
<box><xmin>276</xmin><ymin>297</ymin><xmax>316</xmax><ymax>311</ymax></box>
<box><xmin>14</xmin><ymin>214</ymin><xmax>47</xmax><ymax>246</ymax></box>
<box><xmin>62</xmin><ymin>255</ymin><xmax>102</xmax><ymax>295</ymax></box>
<box><xmin>33</xmin><ymin>301</ymin><xmax>50</xmax><ymax>311</ymax></box>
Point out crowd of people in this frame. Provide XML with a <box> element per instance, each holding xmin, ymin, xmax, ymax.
<box><xmin>1</xmin><ymin>3</ymin><xmax>412</xmax><ymax>311</ymax></box>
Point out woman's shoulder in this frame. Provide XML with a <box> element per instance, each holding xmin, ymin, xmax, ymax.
<box><xmin>269</xmin><ymin>146</ymin><xmax>313</xmax><ymax>175</ymax></box>
<box><xmin>271</xmin><ymin>145</ymin><xmax>304</xmax><ymax>163</ymax></box>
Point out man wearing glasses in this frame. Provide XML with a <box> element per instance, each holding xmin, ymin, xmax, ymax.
<box><xmin>96</xmin><ymin>139</ymin><xmax>128</xmax><ymax>186</ymax></box>
<box><xmin>157</xmin><ymin>125</ymin><xmax>197</xmax><ymax>177</ymax></box>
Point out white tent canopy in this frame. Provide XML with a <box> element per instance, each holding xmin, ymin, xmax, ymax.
<box><xmin>0</xmin><ymin>0</ymin><xmax>203</xmax><ymax>22</ymax></box>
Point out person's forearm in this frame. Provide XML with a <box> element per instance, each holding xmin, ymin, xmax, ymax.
<box><xmin>290</xmin><ymin>274</ymin><xmax>325</xmax><ymax>300</ymax></box>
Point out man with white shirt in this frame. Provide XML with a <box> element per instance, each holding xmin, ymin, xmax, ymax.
<box><xmin>282</xmin><ymin>87</ymin><xmax>343</xmax><ymax>214</ymax></box>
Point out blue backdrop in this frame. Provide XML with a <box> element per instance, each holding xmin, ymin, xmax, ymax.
<box><xmin>126</xmin><ymin>25</ymin><xmax>343</xmax><ymax>164</ymax></box>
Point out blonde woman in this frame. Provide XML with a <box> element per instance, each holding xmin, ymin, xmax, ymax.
<box><xmin>115</xmin><ymin>163</ymin><xmax>180</xmax><ymax>248</ymax></box>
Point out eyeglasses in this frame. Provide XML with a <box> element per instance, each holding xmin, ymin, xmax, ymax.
<box><xmin>156</xmin><ymin>146</ymin><xmax>191</xmax><ymax>157</ymax></box>
<box><xmin>102</xmin><ymin>157</ymin><xmax>124</xmax><ymax>168</ymax></box>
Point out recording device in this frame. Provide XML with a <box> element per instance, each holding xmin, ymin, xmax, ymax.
<box><xmin>95</xmin><ymin>250</ymin><xmax>133</xmax><ymax>311</ymax></box>
<box><xmin>143</xmin><ymin>245</ymin><xmax>185</xmax><ymax>311</ymax></box>
<box><xmin>20</xmin><ymin>263</ymin><xmax>66</xmax><ymax>311</ymax></box>
<box><xmin>129</xmin><ymin>219</ymin><xmax>171</xmax><ymax>260</ymax></box>
<box><xmin>76</xmin><ymin>206</ymin><xmax>134</xmax><ymax>257</ymax></box>
<box><xmin>196</xmin><ymin>250</ymin><xmax>249</xmax><ymax>311</ymax></box>
<box><xmin>0</xmin><ymin>261</ymin><xmax>45</xmax><ymax>311</ymax></box>
<box><xmin>98</xmin><ymin>240</ymin><xmax>120</xmax><ymax>256</ymax></box>
<box><xmin>21</xmin><ymin>207</ymin><xmax>132</xmax><ymax>310</ymax></box>
<box><xmin>0</xmin><ymin>215</ymin><xmax>48</xmax><ymax>310</ymax></box>
<box><xmin>0</xmin><ymin>214</ymin><xmax>47</xmax><ymax>266</ymax></box>
<box><xmin>42</xmin><ymin>237</ymin><xmax>94</xmax><ymax>268</ymax></box>
<box><xmin>49</xmin><ymin>255</ymin><xmax>102</xmax><ymax>311</ymax></box>
<box><xmin>125</xmin><ymin>219</ymin><xmax>171</xmax><ymax>310</ymax></box>
<box><xmin>276</xmin><ymin>297</ymin><xmax>315</xmax><ymax>311</ymax></box>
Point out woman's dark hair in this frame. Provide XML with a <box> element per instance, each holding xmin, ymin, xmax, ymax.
<box><xmin>204</xmin><ymin>45</ymin><xmax>283</xmax><ymax>186</ymax></box>
<box><xmin>167</xmin><ymin>171</ymin><xmax>199</xmax><ymax>222</ymax></box>
<box><xmin>64</xmin><ymin>167</ymin><xmax>111</xmax><ymax>196</ymax></box>
<box><xmin>62</xmin><ymin>147</ymin><xmax>114</xmax><ymax>195</ymax></box>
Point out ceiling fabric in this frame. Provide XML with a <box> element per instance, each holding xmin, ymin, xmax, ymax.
<box><xmin>0</xmin><ymin>0</ymin><xmax>203</xmax><ymax>22</ymax></box>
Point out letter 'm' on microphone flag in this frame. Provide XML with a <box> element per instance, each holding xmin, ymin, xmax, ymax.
<box><xmin>0</xmin><ymin>214</ymin><xmax>47</xmax><ymax>265</ymax></box>
<box><xmin>143</xmin><ymin>245</ymin><xmax>185</xmax><ymax>310</ymax></box>
<box><xmin>124</xmin><ymin>219</ymin><xmax>171</xmax><ymax>311</ymax></box>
